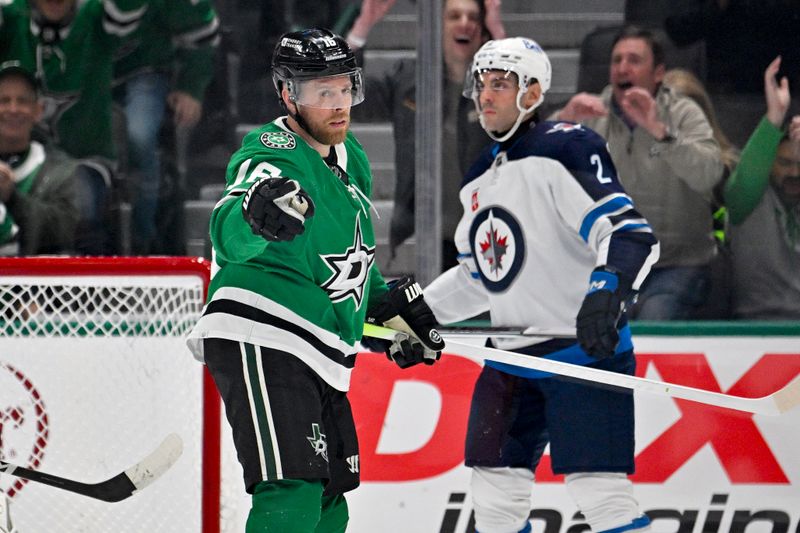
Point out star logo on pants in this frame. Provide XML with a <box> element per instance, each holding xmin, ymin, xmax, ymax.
<box><xmin>306</xmin><ymin>423</ymin><xmax>328</xmax><ymax>462</ymax></box>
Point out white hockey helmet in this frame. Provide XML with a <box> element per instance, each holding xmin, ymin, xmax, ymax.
<box><xmin>464</xmin><ymin>37</ymin><xmax>552</xmax><ymax>141</ymax></box>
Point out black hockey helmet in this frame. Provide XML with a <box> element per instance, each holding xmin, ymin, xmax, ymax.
<box><xmin>271</xmin><ymin>27</ymin><xmax>364</xmax><ymax>109</ymax></box>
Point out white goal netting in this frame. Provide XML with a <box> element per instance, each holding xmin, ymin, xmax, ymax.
<box><xmin>0</xmin><ymin>257</ymin><xmax>248</xmax><ymax>533</ymax></box>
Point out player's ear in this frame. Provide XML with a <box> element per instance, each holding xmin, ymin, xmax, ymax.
<box><xmin>522</xmin><ymin>81</ymin><xmax>542</xmax><ymax>108</ymax></box>
<box><xmin>281</xmin><ymin>86</ymin><xmax>297</xmax><ymax>114</ymax></box>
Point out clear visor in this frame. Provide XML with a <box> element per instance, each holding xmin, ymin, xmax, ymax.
<box><xmin>287</xmin><ymin>70</ymin><xmax>365</xmax><ymax>109</ymax></box>
<box><xmin>462</xmin><ymin>69</ymin><xmax>520</xmax><ymax>99</ymax></box>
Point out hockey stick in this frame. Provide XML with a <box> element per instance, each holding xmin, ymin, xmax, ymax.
<box><xmin>0</xmin><ymin>433</ymin><xmax>183</xmax><ymax>502</ymax></box>
<box><xmin>363</xmin><ymin>324</ymin><xmax>800</xmax><ymax>416</ymax></box>
<box><xmin>432</xmin><ymin>325</ymin><xmax>575</xmax><ymax>338</ymax></box>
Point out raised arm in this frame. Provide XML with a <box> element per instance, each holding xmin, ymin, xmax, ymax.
<box><xmin>346</xmin><ymin>0</ymin><xmax>398</xmax><ymax>50</ymax></box>
<box><xmin>724</xmin><ymin>56</ymin><xmax>790</xmax><ymax>224</ymax></box>
<box><xmin>483</xmin><ymin>0</ymin><xmax>506</xmax><ymax>40</ymax></box>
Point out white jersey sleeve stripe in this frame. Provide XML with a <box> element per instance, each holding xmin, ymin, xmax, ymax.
<box><xmin>579</xmin><ymin>194</ymin><xmax>634</xmax><ymax>241</ymax></box>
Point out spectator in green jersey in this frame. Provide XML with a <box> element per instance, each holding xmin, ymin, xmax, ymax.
<box><xmin>113</xmin><ymin>0</ymin><xmax>220</xmax><ymax>255</ymax></box>
<box><xmin>0</xmin><ymin>0</ymin><xmax>147</xmax><ymax>254</ymax></box>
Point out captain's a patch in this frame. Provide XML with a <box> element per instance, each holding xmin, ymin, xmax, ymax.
<box><xmin>260</xmin><ymin>131</ymin><xmax>296</xmax><ymax>150</ymax></box>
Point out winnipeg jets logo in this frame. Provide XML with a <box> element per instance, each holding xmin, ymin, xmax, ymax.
<box><xmin>306</xmin><ymin>423</ymin><xmax>328</xmax><ymax>462</ymax></box>
<box><xmin>479</xmin><ymin>218</ymin><xmax>509</xmax><ymax>274</ymax></box>
<box><xmin>469</xmin><ymin>207</ymin><xmax>525</xmax><ymax>292</ymax></box>
<box><xmin>546</xmin><ymin>122</ymin><xmax>583</xmax><ymax>134</ymax></box>
<box><xmin>320</xmin><ymin>217</ymin><xmax>375</xmax><ymax>309</ymax></box>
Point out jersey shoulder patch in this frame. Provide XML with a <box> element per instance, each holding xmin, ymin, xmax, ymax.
<box><xmin>544</xmin><ymin>121</ymin><xmax>585</xmax><ymax>135</ymax></box>
<box><xmin>259</xmin><ymin>130</ymin><xmax>296</xmax><ymax>150</ymax></box>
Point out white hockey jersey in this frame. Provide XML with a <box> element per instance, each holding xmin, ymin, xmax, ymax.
<box><xmin>426</xmin><ymin>120</ymin><xmax>660</xmax><ymax>353</ymax></box>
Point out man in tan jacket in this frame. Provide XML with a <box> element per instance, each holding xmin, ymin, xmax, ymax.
<box><xmin>553</xmin><ymin>26</ymin><xmax>724</xmax><ymax>320</ymax></box>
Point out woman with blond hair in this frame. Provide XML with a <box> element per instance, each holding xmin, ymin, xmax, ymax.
<box><xmin>664</xmin><ymin>68</ymin><xmax>740</xmax><ymax>171</ymax></box>
<box><xmin>664</xmin><ymin>67</ymin><xmax>737</xmax><ymax>318</ymax></box>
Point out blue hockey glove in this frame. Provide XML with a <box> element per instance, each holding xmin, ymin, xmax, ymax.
<box><xmin>365</xmin><ymin>276</ymin><xmax>445</xmax><ymax>369</ymax></box>
<box><xmin>576</xmin><ymin>267</ymin><xmax>630</xmax><ymax>359</ymax></box>
<box><xmin>242</xmin><ymin>177</ymin><xmax>315</xmax><ymax>242</ymax></box>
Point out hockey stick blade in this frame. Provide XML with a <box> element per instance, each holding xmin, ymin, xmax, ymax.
<box><xmin>363</xmin><ymin>324</ymin><xmax>800</xmax><ymax>416</ymax></box>
<box><xmin>0</xmin><ymin>433</ymin><xmax>183</xmax><ymax>502</ymax></box>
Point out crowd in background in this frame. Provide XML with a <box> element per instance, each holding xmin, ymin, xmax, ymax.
<box><xmin>0</xmin><ymin>0</ymin><xmax>797</xmax><ymax>321</ymax></box>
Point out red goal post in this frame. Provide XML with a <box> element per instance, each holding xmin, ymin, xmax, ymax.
<box><xmin>0</xmin><ymin>256</ymin><xmax>244</xmax><ymax>532</ymax></box>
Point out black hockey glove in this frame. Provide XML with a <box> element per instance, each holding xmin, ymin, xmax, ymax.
<box><xmin>242</xmin><ymin>177</ymin><xmax>315</xmax><ymax>242</ymax></box>
<box><xmin>576</xmin><ymin>267</ymin><xmax>631</xmax><ymax>359</ymax></box>
<box><xmin>364</xmin><ymin>276</ymin><xmax>445</xmax><ymax>369</ymax></box>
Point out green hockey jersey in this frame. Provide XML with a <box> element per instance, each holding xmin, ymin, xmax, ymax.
<box><xmin>0</xmin><ymin>0</ymin><xmax>147</xmax><ymax>160</ymax></box>
<box><xmin>187</xmin><ymin>118</ymin><xmax>389</xmax><ymax>391</ymax></box>
<box><xmin>113</xmin><ymin>0</ymin><xmax>219</xmax><ymax>101</ymax></box>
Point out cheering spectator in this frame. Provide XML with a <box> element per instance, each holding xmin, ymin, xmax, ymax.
<box><xmin>553</xmin><ymin>25</ymin><xmax>724</xmax><ymax>320</ymax></box>
<box><xmin>0</xmin><ymin>61</ymin><xmax>79</xmax><ymax>255</ymax></box>
<box><xmin>725</xmin><ymin>56</ymin><xmax>800</xmax><ymax>319</ymax></box>
<box><xmin>347</xmin><ymin>0</ymin><xmax>504</xmax><ymax>271</ymax></box>
<box><xmin>0</xmin><ymin>0</ymin><xmax>148</xmax><ymax>254</ymax></box>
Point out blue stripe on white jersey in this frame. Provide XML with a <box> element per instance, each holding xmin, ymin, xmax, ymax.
<box><xmin>579</xmin><ymin>194</ymin><xmax>635</xmax><ymax>241</ymax></box>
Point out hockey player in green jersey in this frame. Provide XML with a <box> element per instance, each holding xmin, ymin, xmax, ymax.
<box><xmin>187</xmin><ymin>28</ymin><xmax>445</xmax><ymax>532</ymax></box>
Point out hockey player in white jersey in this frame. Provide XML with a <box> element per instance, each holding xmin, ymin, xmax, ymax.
<box><xmin>424</xmin><ymin>38</ymin><xmax>660</xmax><ymax>533</ymax></box>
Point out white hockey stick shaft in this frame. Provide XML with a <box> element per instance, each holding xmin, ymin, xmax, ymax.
<box><xmin>0</xmin><ymin>433</ymin><xmax>183</xmax><ymax>502</ymax></box>
<box><xmin>363</xmin><ymin>324</ymin><xmax>800</xmax><ymax>416</ymax></box>
<box><xmin>434</xmin><ymin>325</ymin><xmax>575</xmax><ymax>339</ymax></box>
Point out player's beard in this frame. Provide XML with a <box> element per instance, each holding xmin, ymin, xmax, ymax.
<box><xmin>300</xmin><ymin>108</ymin><xmax>350</xmax><ymax>146</ymax></box>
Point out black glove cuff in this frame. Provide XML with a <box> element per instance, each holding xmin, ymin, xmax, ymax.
<box><xmin>366</xmin><ymin>275</ymin><xmax>417</xmax><ymax>323</ymax></box>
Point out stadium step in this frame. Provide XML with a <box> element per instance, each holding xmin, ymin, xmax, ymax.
<box><xmin>183</xmin><ymin>199</ymin><xmax>216</xmax><ymax>258</ymax></box>
<box><xmin>363</xmin><ymin>2</ymin><xmax>623</xmax><ymax>50</ymax></box>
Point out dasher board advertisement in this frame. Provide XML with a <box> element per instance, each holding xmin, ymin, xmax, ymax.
<box><xmin>345</xmin><ymin>334</ymin><xmax>800</xmax><ymax>533</ymax></box>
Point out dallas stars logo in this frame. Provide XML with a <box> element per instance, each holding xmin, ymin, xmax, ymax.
<box><xmin>260</xmin><ymin>131</ymin><xmax>296</xmax><ymax>150</ymax></box>
<box><xmin>479</xmin><ymin>213</ymin><xmax>509</xmax><ymax>273</ymax></box>
<box><xmin>320</xmin><ymin>217</ymin><xmax>375</xmax><ymax>309</ymax></box>
<box><xmin>306</xmin><ymin>423</ymin><xmax>328</xmax><ymax>462</ymax></box>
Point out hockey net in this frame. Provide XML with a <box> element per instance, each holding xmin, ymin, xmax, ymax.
<box><xmin>0</xmin><ymin>257</ymin><xmax>248</xmax><ymax>532</ymax></box>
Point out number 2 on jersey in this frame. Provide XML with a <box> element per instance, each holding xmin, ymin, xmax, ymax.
<box><xmin>590</xmin><ymin>154</ymin><xmax>612</xmax><ymax>184</ymax></box>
